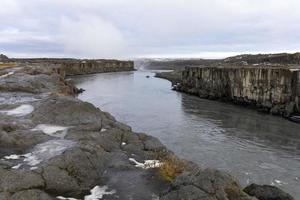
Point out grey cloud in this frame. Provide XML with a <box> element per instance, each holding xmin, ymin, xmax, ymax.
<box><xmin>0</xmin><ymin>0</ymin><xmax>300</xmax><ymax>58</ymax></box>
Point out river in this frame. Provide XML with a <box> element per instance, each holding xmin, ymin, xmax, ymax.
<box><xmin>72</xmin><ymin>70</ymin><xmax>300</xmax><ymax>198</ymax></box>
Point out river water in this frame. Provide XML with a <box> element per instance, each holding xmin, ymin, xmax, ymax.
<box><xmin>73</xmin><ymin>70</ymin><xmax>300</xmax><ymax>198</ymax></box>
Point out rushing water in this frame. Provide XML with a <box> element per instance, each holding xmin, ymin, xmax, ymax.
<box><xmin>73</xmin><ymin>70</ymin><xmax>300</xmax><ymax>198</ymax></box>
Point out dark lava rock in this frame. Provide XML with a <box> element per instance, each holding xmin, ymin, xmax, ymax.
<box><xmin>10</xmin><ymin>189</ymin><xmax>53</xmax><ymax>200</ymax></box>
<box><xmin>0</xmin><ymin>54</ymin><xmax>9</xmax><ymax>62</ymax></box>
<box><xmin>73</xmin><ymin>87</ymin><xmax>85</xmax><ymax>94</ymax></box>
<box><xmin>161</xmin><ymin>168</ymin><xmax>256</xmax><ymax>200</ymax></box>
<box><xmin>0</xmin><ymin>168</ymin><xmax>45</xmax><ymax>192</ymax></box>
<box><xmin>244</xmin><ymin>184</ymin><xmax>294</xmax><ymax>200</ymax></box>
<box><xmin>0</xmin><ymin>73</ymin><xmax>61</xmax><ymax>94</ymax></box>
<box><xmin>31</xmin><ymin>96</ymin><xmax>103</xmax><ymax>127</ymax></box>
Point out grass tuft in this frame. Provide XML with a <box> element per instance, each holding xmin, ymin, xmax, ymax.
<box><xmin>157</xmin><ymin>155</ymin><xmax>187</xmax><ymax>182</ymax></box>
<box><xmin>0</xmin><ymin>63</ymin><xmax>16</xmax><ymax>69</ymax></box>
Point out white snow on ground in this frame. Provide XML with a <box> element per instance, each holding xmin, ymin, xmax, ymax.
<box><xmin>121</xmin><ymin>142</ymin><xmax>126</xmax><ymax>146</ymax></box>
<box><xmin>100</xmin><ymin>128</ymin><xmax>107</xmax><ymax>132</ymax></box>
<box><xmin>0</xmin><ymin>71</ymin><xmax>14</xmax><ymax>78</ymax></box>
<box><xmin>12</xmin><ymin>164</ymin><xmax>22</xmax><ymax>169</ymax></box>
<box><xmin>289</xmin><ymin>69</ymin><xmax>300</xmax><ymax>72</ymax></box>
<box><xmin>4</xmin><ymin>154</ymin><xmax>21</xmax><ymax>159</ymax></box>
<box><xmin>129</xmin><ymin>158</ymin><xmax>162</xmax><ymax>169</ymax></box>
<box><xmin>0</xmin><ymin>104</ymin><xmax>34</xmax><ymax>117</ymax></box>
<box><xmin>56</xmin><ymin>196</ymin><xmax>79</xmax><ymax>200</ymax></box>
<box><xmin>31</xmin><ymin>124</ymin><xmax>69</xmax><ymax>138</ymax></box>
<box><xmin>2</xmin><ymin>139</ymin><xmax>76</xmax><ymax>169</ymax></box>
<box><xmin>84</xmin><ymin>185</ymin><xmax>116</xmax><ymax>200</ymax></box>
<box><xmin>23</xmin><ymin>140</ymin><xmax>76</xmax><ymax>166</ymax></box>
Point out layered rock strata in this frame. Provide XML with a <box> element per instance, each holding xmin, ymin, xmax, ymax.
<box><xmin>176</xmin><ymin>65</ymin><xmax>300</xmax><ymax>117</ymax></box>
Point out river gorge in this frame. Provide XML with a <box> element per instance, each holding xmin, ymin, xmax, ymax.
<box><xmin>0</xmin><ymin>55</ymin><xmax>297</xmax><ymax>200</ymax></box>
<box><xmin>73</xmin><ymin>70</ymin><xmax>300</xmax><ymax>199</ymax></box>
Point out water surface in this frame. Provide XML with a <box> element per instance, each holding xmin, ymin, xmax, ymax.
<box><xmin>73</xmin><ymin>70</ymin><xmax>300</xmax><ymax>198</ymax></box>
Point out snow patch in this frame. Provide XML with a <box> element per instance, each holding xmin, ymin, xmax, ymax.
<box><xmin>4</xmin><ymin>154</ymin><xmax>21</xmax><ymax>160</ymax></box>
<box><xmin>12</xmin><ymin>164</ymin><xmax>22</xmax><ymax>169</ymax></box>
<box><xmin>121</xmin><ymin>142</ymin><xmax>126</xmax><ymax>146</ymax></box>
<box><xmin>0</xmin><ymin>71</ymin><xmax>14</xmax><ymax>78</ymax></box>
<box><xmin>56</xmin><ymin>196</ymin><xmax>79</xmax><ymax>200</ymax></box>
<box><xmin>129</xmin><ymin>158</ymin><xmax>162</xmax><ymax>169</ymax></box>
<box><xmin>84</xmin><ymin>185</ymin><xmax>116</xmax><ymax>200</ymax></box>
<box><xmin>0</xmin><ymin>104</ymin><xmax>34</xmax><ymax>117</ymax></box>
<box><xmin>23</xmin><ymin>140</ymin><xmax>76</xmax><ymax>166</ymax></box>
<box><xmin>100</xmin><ymin>128</ymin><xmax>107</xmax><ymax>132</ymax></box>
<box><xmin>2</xmin><ymin>140</ymin><xmax>76</xmax><ymax>168</ymax></box>
<box><xmin>31</xmin><ymin>124</ymin><xmax>69</xmax><ymax>138</ymax></box>
<box><xmin>289</xmin><ymin>68</ymin><xmax>300</xmax><ymax>72</ymax></box>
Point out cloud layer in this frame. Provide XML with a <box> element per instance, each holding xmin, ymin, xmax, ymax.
<box><xmin>1</xmin><ymin>0</ymin><xmax>300</xmax><ymax>58</ymax></box>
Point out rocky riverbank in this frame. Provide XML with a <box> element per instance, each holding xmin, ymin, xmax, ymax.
<box><xmin>154</xmin><ymin>70</ymin><xmax>182</xmax><ymax>86</ymax></box>
<box><xmin>0</xmin><ymin>58</ymin><xmax>294</xmax><ymax>199</ymax></box>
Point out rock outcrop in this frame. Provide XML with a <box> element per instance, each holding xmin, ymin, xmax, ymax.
<box><xmin>0</xmin><ymin>54</ymin><xmax>9</xmax><ymax>62</ymax></box>
<box><xmin>244</xmin><ymin>184</ymin><xmax>294</xmax><ymax>200</ymax></box>
<box><xmin>176</xmin><ymin>65</ymin><xmax>300</xmax><ymax>118</ymax></box>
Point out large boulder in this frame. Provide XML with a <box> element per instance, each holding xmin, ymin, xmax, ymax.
<box><xmin>0</xmin><ymin>168</ymin><xmax>45</xmax><ymax>193</ymax></box>
<box><xmin>161</xmin><ymin>168</ymin><xmax>256</xmax><ymax>200</ymax></box>
<box><xmin>31</xmin><ymin>96</ymin><xmax>103</xmax><ymax>127</ymax></box>
<box><xmin>244</xmin><ymin>184</ymin><xmax>294</xmax><ymax>200</ymax></box>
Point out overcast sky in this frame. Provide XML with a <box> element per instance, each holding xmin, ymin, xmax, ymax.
<box><xmin>1</xmin><ymin>0</ymin><xmax>300</xmax><ymax>58</ymax></box>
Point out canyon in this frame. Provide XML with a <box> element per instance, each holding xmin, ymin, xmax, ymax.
<box><xmin>0</xmin><ymin>54</ymin><xmax>295</xmax><ymax>200</ymax></box>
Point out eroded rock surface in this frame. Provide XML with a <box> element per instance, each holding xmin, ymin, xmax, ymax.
<box><xmin>244</xmin><ymin>184</ymin><xmax>294</xmax><ymax>200</ymax></box>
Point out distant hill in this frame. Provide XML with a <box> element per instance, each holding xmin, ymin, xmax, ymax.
<box><xmin>224</xmin><ymin>53</ymin><xmax>300</xmax><ymax>65</ymax></box>
<box><xmin>0</xmin><ymin>54</ymin><xmax>9</xmax><ymax>62</ymax></box>
<box><xmin>138</xmin><ymin>53</ymin><xmax>300</xmax><ymax>70</ymax></box>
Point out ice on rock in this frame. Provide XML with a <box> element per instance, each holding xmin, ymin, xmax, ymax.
<box><xmin>23</xmin><ymin>139</ymin><xmax>76</xmax><ymax>166</ymax></box>
<box><xmin>12</xmin><ymin>164</ymin><xmax>22</xmax><ymax>169</ymax></box>
<box><xmin>0</xmin><ymin>104</ymin><xmax>34</xmax><ymax>117</ymax></box>
<box><xmin>31</xmin><ymin>124</ymin><xmax>69</xmax><ymax>138</ymax></box>
<box><xmin>56</xmin><ymin>196</ymin><xmax>79</xmax><ymax>200</ymax></box>
<box><xmin>0</xmin><ymin>71</ymin><xmax>14</xmax><ymax>78</ymax></box>
<box><xmin>84</xmin><ymin>185</ymin><xmax>116</xmax><ymax>200</ymax></box>
<box><xmin>4</xmin><ymin>154</ymin><xmax>21</xmax><ymax>160</ymax></box>
<box><xmin>2</xmin><ymin>139</ymin><xmax>76</xmax><ymax>169</ymax></box>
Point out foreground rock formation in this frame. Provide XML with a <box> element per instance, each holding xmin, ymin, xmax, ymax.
<box><xmin>0</xmin><ymin>57</ymin><xmax>294</xmax><ymax>199</ymax></box>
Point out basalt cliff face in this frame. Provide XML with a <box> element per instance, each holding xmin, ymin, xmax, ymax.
<box><xmin>153</xmin><ymin>53</ymin><xmax>300</xmax><ymax>119</ymax></box>
<box><xmin>177</xmin><ymin>66</ymin><xmax>300</xmax><ymax>117</ymax></box>
<box><xmin>12</xmin><ymin>58</ymin><xmax>134</xmax><ymax>76</ymax></box>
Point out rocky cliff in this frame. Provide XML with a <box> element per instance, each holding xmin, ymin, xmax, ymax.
<box><xmin>176</xmin><ymin>65</ymin><xmax>300</xmax><ymax>117</ymax></box>
<box><xmin>12</xmin><ymin>58</ymin><xmax>134</xmax><ymax>76</ymax></box>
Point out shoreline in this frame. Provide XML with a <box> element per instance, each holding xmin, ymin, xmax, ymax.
<box><xmin>0</xmin><ymin>60</ymin><xmax>295</xmax><ymax>199</ymax></box>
